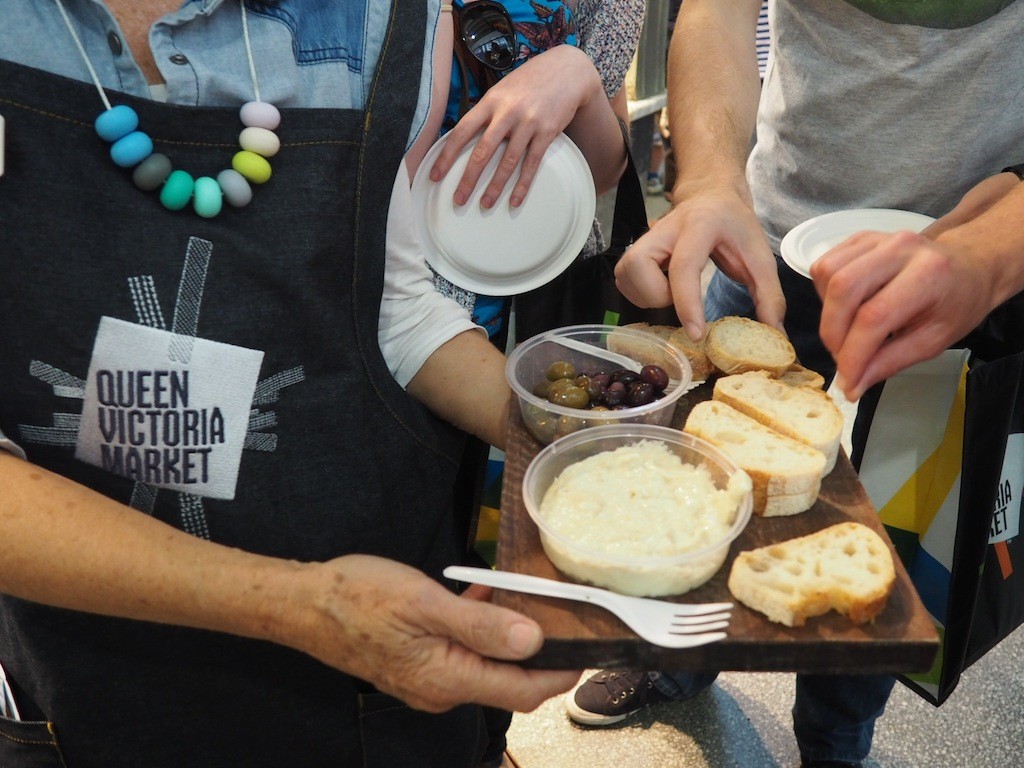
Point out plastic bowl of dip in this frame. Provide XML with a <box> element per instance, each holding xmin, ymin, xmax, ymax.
<box><xmin>522</xmin><ymin>424</ymin><xmax>753</xmax><ymax>597</ymax></box>
<box><xmin>506</xmin><ymin>324</ymin><xmax>693</xmax><ymax>445</ymax></box>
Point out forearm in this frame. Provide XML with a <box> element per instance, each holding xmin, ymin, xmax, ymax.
<box><xmin>0</xmin><ymin>452</ymin><xmax>304</xmax><ymax>642</ymax></box>
<box><xmin>668</xmin><ymin>0</ymin><xmax>763</xmax><ymax>198</ymax></box>
<box><xmin>407</xmin><ymin>329</ymin><xmax>512</xmax><ymax>449</ymax></box>
<box><xmin>558</xmin><ymin>49</ymin><xmax>628</xmax><ymax>194</ymax></box>
<box><xmin>935</xmin><ymin>179</ymin><xmax>1024</xmax><ymax>309</ymax></box>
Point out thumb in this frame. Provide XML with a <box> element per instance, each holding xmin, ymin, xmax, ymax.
<box><xmin>428</xmin><ymin>592</ymin><xmax>546</xmax><ymax>661</ymax></box>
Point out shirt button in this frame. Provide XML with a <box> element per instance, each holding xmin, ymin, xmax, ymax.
<box><xmin>169</xmin><ymin>53</ymin><xmax>189</xmax><ymax>65</ymax></box>
<box><xmin>107</xmin><ymin>31</ymin><xmax>123</xmax><ymax>56</ymax></box>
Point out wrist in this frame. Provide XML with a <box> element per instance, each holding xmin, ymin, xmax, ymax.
<box><xmin>214</xmin><ymin>554</ymin><xmax>316</xmax><ymax>648</ymax></box>
<box><xmin>671</xmin><ymin>168</ymin><xmax>752</xmax><ymax>208</ymax></box>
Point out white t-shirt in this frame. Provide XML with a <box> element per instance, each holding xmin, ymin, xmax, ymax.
<box><xmin>379</xmin><ymin>160</ymin><xmax>484</xmax><ymax>389</ymax></box>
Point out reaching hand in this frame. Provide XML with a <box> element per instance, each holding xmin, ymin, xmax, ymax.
<box><xmin>428</xmin><ymin>45</ymin><xmax>605</xmax><ymax>209</ymax></box>
<box><xmin>614</xmin><ymin>183</ymin><xmax>786</xmax><ymax>340</ymax></box>
<box><xmin>284</xmin><ymin>555</ymin><xmax>580</xmax><ymax>713</ymax></box>
<box><xmin>811</xmin><ymin>230</ymin><xmax>996</xmax><ymax>400</ymax></box>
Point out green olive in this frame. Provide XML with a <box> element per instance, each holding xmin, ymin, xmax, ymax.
<box><xmin>549</xmin><ymin>386</ymin><xmax>590</xmax><ymax>409</ymax></box>
<box><xmin>546</xmin><ymin>361</ymin><xmax>576</xmax><ymax>382</ymax></box>
<box><xmin>554</xmin><ymin>415</ymin><xmax>584</xmax><ymax>438</ymax></box>
<box><xmin>532</xmin><ymin>380</ymin><xmax>552</xmax><ymax>398</ymax></box>
<box><xmin>546</xmin><ymin>378</ymin><xmax>575</xmax><ymax>398</ymax></box>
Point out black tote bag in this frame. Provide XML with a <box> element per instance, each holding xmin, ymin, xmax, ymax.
<box><xmin>851</xmin><ymin>294</ymin><xmax>1024</xmax><ymax>705</ymax></box>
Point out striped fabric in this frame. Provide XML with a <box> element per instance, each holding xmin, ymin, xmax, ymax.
<box><xmin>756</xmin><ymin>0</ymin><xmax>770</xmax><ymax>77</ymax></box>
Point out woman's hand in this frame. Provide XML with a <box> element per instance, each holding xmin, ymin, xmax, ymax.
<box><xmin>279</xmin><ymin>554</ymin><xmax>580</xmax><ymax>713</ymax></box>
<box><xmin>428</xmin><ymin>45</ymin><xmax>607</xmax><ymax>209</ymax></box>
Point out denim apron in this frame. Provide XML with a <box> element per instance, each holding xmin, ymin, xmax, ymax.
<box><xmin>0</xmin><ymin>2</ymin><xmax>486</xmax><ymax>765</ymax></box>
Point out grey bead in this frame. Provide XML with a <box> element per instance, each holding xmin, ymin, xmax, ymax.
<box><xmin>217</xmin><ymin>168</ymin><xmax>253</xmax><ymax>207</ymax></box>
<box><xmin>132</xmin><ymin>153</ymin><xmax>172</xmax><ymax>191</ymax></box>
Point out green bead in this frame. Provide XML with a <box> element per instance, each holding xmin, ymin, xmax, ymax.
<box><xmin>231</xmin><ymin>150</ymin><xmax>272</xmax><ymax>184</ymax></box>
<box><xmin>193</xmin><ymin>176</ymin><xmax>223</xmax><ymax>218</ymax></box>
<box><xmin>160</xmin><ymin>170</ymin><xmax>195</xmax><ymax>211</ymax></box>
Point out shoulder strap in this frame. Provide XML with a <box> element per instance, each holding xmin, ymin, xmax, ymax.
<box><xmin>607</xmin><ymin>129</ymin><xmax>650</xmax><ymax>251</ymax></box>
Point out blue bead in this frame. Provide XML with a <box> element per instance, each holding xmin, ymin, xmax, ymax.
<box><xmin>110</xmin><ymin>131</ymin><xmax>153</xmax><ymax>168</ymax></box>
<box><xmin>95</xmin><ymin>105</ymin><xmax>139</xmax><ymax>142</ymax></box>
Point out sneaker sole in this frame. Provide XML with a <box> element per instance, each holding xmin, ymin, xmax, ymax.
<box><xmin>563</xmin><ymin>692</ymin><xmax>634</xmax><ymax>726</ymax></box>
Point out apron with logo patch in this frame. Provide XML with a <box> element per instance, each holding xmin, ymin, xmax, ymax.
<box><xmin>0</xmin><ymin>2</ymin><xmax>486</xmax><ymax>766</ymax></box>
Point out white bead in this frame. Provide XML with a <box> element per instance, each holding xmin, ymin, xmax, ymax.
<box><xmin>239</xmin><ymin>126</ymin><xmax>281</xmax><ymax>158</ymax></box>
<box><xmin>240</xmin><ymin>101</ymin><xmax>281</xmax><ymax>131</ymax></box>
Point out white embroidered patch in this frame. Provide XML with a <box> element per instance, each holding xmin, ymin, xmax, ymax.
<box><xmin>74</xmin><ymin>316</ymin><xmax>263</xmax><ymax>500</ymax></box>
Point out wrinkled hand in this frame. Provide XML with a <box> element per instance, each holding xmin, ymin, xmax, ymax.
<box><xmin>614</xmin><ymin>185</ymin><xmax>786</xmax><ymax>339</ymax></box>
<box><xmin>811</xmin><ymin>230</ymin><xmax>996</xmax><ymax>400</ymax></box>
<box><xmin>429</xmin><ymin>45</ymin><xmax>603</xmax><ymax>209</ymax></box>
<box><xmin>283</xmin><ymin>555</ymin><xmax>580</xmax><ymax>713</ymax></box>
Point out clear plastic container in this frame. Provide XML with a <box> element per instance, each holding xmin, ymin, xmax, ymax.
<box><xmin>522</xmin><ymin>424</ymin><xmax>753</xmax><ymax>596</ymax></box>
<box><xmin>506</xmin><ymin>324</ymin><xmax>693</xmax><ymax>445</ymax></box>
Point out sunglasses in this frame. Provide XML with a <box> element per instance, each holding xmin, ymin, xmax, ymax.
<box><xmin>456</xmin><ymin>1</ymin><xmax>517</xmax><ymax>72</ymax></box>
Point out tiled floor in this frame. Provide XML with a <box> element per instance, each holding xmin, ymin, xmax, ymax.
<box><xmin>506</xmin><ymin>625</ymin><xmax>1024</xmax><ymax>768</ymax></box>
<box><xmin>502</xmin><ymin>188</ymin><xmax>1024</xmax><ymax>767</ymax></box>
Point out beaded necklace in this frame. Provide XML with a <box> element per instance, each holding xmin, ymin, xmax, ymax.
<box><xmin>54</xmin><ymin>0</ymin><xmax>280</xmax><ymax>218</ymax></box>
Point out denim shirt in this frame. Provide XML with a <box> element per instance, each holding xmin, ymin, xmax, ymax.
<box><xmin>0</xmin><ymin>0</ymin><xmax>440</xmax><ymax>151</ymax></box>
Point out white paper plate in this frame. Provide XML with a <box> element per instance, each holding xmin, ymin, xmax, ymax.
<box><xmin>411</xmin><ymin>132</ymin><xmax>596</xmax><ymax>296</ymax></box>
<box><xmin>780</xmin><ymin>208</ymin><xmax>936</xmax><ymax>279</ymax></box>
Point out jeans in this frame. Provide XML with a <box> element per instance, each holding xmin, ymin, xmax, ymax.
<box><xmin>651</xmin><ymin>671</ymin><xmax>896</xmax><ymax>764</ymax></box>
<box><xmin>704</xmin><ymin>257</ymin><xmax>837</xmax><ymax>382</ymax></box>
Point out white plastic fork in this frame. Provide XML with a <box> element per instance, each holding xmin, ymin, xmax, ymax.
<box><xmin>443</xmin><ymin>566</ymin><xmax>733</xmax><ymax>649</ymax></box>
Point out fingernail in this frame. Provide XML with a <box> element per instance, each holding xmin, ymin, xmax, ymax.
<box><xmin>481</xmin><ymin>196</ymin><xmax>493</xmax><ymax>209</ymax></box>
<box><xmin>508</xmin><ymin>623</ymin><xmax>541</xmax><ymax>656</ymax></box>
<box><xmin>454</xmin><ymin>192</ymin><xmax>466</xmax><ymax>206</ymax></box>
<box><xmin>683</xmin><ymin>321</ymin><xmax>701</xmax><ymax>341</ymax></box>
<box><xmin>510</xmin><ymin>195</ymin><xmax>522</xmax><ymax>207</ymax></box>
<box><xmin>833</xmin><ymin>372</ymin><xmax>847</xmax><ymax>394</ymax></box>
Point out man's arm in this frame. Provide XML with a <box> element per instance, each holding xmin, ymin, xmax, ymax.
<box><xmin>613</xmin><ymin>0</ymin><xmax>782</xmax><ymax>338</ymax></box>
<box><xmin>813</xmin><ymin>177</ymin><xmax>1024</xmax><ymax>400</ymax></box>
<box><xmin>667</xmin><ymin>0</ymin><xmax>762</xmax><ymax>203</ymax></box>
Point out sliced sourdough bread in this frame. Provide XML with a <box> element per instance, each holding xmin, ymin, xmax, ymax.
<box><xmin>683</xmin><ymin>400</ymin><xmax>825</xmax><ymax>516</ymax></box>
<box><xmin>713</xmin><ymin>371</ymin><xmax>843</xmax><ymax>475</ymax></box>
<box><xmin>620</xmin><ymin>322</ymin><xmax>715</xmax><ymax>381</ymax></box>
<box><xmin>704</xmin><ymin>316</ymin><xmax>796</xmax><ymax>376</ymax></box>
<box><xmin>667</xmin><ymin>327</ymin><xmax>715</xmax><ymax>381</ymax></box>
<box><xmin>727</xmin><ymin>522</ymin><xmax>897</xmax><ymax>627</ymax></box>
<box><xmin>778</xmin><ymin>363</ymin><xmax>826</xmax><ymax>390</ymax></box>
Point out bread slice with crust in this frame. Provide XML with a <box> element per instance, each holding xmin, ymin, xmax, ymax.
<box><xmin>683</xmin><ymin>400</ymin><xmax>825</xmax><ymax>516</ymax></box>
<box><xmin>705</xmin><ymin>316</ymin><xmax>795</xmax><ymax>377</ymax></box>
<box><xmin>713</xmin><ymin>371</ymin><xmax>844</xmax><ymax>475</ymax></box>
<box><xmin>667</xmin><ymin>327</ymin><xmax>715</xmax><ymax>381</ymax></box>
<box><xmin>778</xmin><ymin>363</ymin><xmax>826</xmax><ymax>390</ymax></box>
<box><xmin>727</xmin><ymin>522</ymin><xmax>896</xmax><ymax>627</ymax></box>
<box><xmin>621</xmin><ymin>322</ymin><xmax>715</xmax><ymax>382</ymax></box>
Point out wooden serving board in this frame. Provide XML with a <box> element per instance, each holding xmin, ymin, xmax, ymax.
<box><xmin>493</xmin><ymin>386</ymin><xmax>939</xmax><ymax>673</ymax></box>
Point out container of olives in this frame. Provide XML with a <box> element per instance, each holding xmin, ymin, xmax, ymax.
<box><xmin>505</xmin><ymin>324</ymin><xmax>693</xmax><ymax>444</ymax></box>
